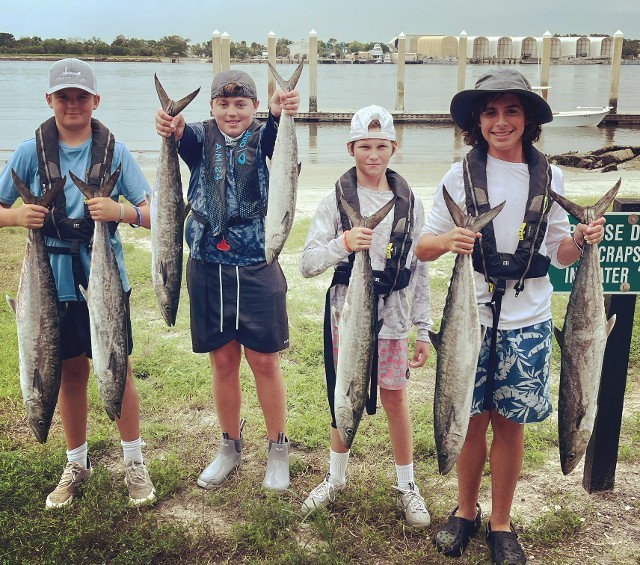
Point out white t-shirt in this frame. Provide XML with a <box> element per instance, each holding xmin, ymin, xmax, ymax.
<box><xmin>423</xmin><ymin>154</ymin><xmax>571</xmax><ymax>330</ymax></box>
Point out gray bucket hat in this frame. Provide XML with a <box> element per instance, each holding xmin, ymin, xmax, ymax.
<box><xmin>450</xmin><ymin>68</ymin><xmax>553</xmax><ymax>130</ymax></box>
<box><xmin>210</xmin><ymin>70</ymin><xmax>257</xmax><ymax>99</ymax></box>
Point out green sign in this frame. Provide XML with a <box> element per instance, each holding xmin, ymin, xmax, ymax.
<box><xmin>549</xmin><ymin>212</ymin><xmax>640</xmax><ymax>294</ymax></box>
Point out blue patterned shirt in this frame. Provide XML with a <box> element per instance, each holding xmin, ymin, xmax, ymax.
<box><xmin>179</xmin><ymin>114</ymin><xmax>277</xmax><ymax>265</ymax></box>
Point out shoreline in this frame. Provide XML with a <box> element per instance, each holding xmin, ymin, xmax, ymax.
<box><xmin>138</xmin><ymin>162</ymin><xmax>640</xmax><ymax>219</ymax></box>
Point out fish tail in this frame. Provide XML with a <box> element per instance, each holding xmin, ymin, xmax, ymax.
<box><xmin>70</xmin><ymin>163</ymin><xmax>122</xmax><ymax>199</ymax></box>
<box><xmin>592</xmin><ymin>178</ymin><xmax>622</xmax><ymax>218</ymax></box>
<box><xmin>154</xmin><ymin>74</ymin><xmax>200</xmax><ymax>117</ymax></box>
<box><xmin>338</xmin><ymin>192</ymin><xmax>396</xmax><ymax>231</ymax></box>
<box><xmin>442</xmin><ymin>185</ymin><xmax>505</xmax><ymax>232</ymax></box>
<box><xmin>10</xmin><ymin>169</ymin><xmax>35</xmax><ymax>204</ymax></box>
<box><xmin>268</xmin><ymin>61</ymin><xmax>304</xmax><ymax>92</ymax></box>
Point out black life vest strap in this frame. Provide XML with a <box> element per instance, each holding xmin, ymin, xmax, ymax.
<box><xmin>335</xmin><ymin>167</ymin><xmax>414</xmax><ymax>298</ymax></box>
<box><xmin>36</xmin><ymin>117</ymin><xmax>116</xmax><ymax>243</ymax></box>
<box><xmin>482</xmin><ymin>278</ymin><xmax>506</xmax><ymax>411</ymax></box>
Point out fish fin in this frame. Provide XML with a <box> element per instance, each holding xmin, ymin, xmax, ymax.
<box><xmin>154</xmin><ymin>74</ymin><xmax>200</xmax><ymax>116</ymax></box>
<box><xmin>6</xmin><ymin>295</ymin><xmax>16</xmax><ymax>316</ymax></box>
<box><xmin>442</xmin><ymin>186</ymin><xmax>466</xmax><ymax>228</ymax></box>
<box><xmin>10</xmin><ymin>169</ymin><xmax>35</xmax><ymax>204</ymax></box>
<box><xmin>266</xmin><ymin>156</ymin><xmax>271</xmax><ymax>171</ymax></box>
<box><xmin>470</xmin><ymin>200</ymin><xmax>506</xmax><ymax>233</ymax></box>
<box><xmin>267</xmin><ymin>61</ymin><xmax>304</xmax><ymax>92</ymax></box>
<box><xmin>547</xmin><ymin>188</ymin><xmax>587</xmax><ymax>224</ymax></box>
<box><xmin>606</xmin><ymin>314</ymin><xmax>616</xmax><ymax>337</ymax></box>
<box><xmin>40</xmin><ymin>177</ymin><xmax>66</xmax><ymax>209</ymax></box>
<box><xmin>159</xmin><ymin>261</ymin><xmax>168</xmax><ymax>285</ymax></box>
<box><xmin>78</xmin><ymin>285</ymin><xmax>88</xmax><ymax>301</ymax></box>
<box><xmin>428</xmin><ymin>330</ymin><xmax>440</xmax><ymax>350</ymax></box>
<box><xmin>32</xmin><ymin>368</ymin><xmax>43</xmax><ymax>396</ymax></box>
<box><xmin>480</xmin><ymin>324</ymin><xmax>487</xmax><ymax>342</ymax></box>
<box><xmin>376</xmin><ymin>318</ymin><xmax>384</xmax><ymax>336</ymax></box>
<box><xmin>68</xmin><ymin>171</ymin><xmax>94</xmax><ymax>200</ymax></box>
<box><xmin>592</xmin><ymin>178</ymin><xmax>622</xmax><ymax>219</ymax></box>
<box><xmin>297</xmin><ymin>162</ymin><xmax>302</xmax><ymax>177</ymax></box>
<box><xmin>183</xmin><ymin>201</ymin><xmax>191</xmax><ymax>222</ymax></box>
<box><xmin>554</xmin><ymin>325</ymin><xmax>565</xmax><ymax>350</ymax></box>
<box><xmin>70</xmin><ymin>164</ymin><xmax>122</xmax><ymax>200</ymax></box>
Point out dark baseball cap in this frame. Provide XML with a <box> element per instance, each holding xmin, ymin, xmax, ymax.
<box><xmin>210</xmin><ymin>70</ymin><xmax>257</xmax><ymax>99</ymax></box>
<box><xmin>450</xmin><ymin>68</ymin><xmax>553</xmax><ymax>130</ymax></box>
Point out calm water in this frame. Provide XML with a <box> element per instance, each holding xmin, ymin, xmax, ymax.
<box><xmin>1</xmin><ymin>60</ymin><xmax>639</xmax><ymax>170</ymax></box>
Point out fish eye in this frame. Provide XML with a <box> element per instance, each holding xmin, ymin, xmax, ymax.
<box><xmin>346</xmin><ymin>427</ymin><xmax>353</xmax><ymax>436</ymax></box>
<box><xmin>567</xmin><ymin>452</ymin><xmax>576</xmax><ymax>460</ymax></box>
<box><xmin>439</xmin><ymin>453</ymin><xmax>449</xmax><ymax>460</ymax></box>
<box><xmin>37</xmin><ymin>420</ymin><xmax>45</xmax><ymax>429</ymax></box>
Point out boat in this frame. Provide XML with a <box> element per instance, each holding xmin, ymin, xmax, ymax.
<box><xmin>546</xmin><ymin>106</ymin><xmax>612</xmax><ymax>128</ymax></box>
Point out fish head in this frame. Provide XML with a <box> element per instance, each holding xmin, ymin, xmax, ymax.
<box><xmin>25</xmin><ymin>400</ymin><xmax>53</xmax><ymax>444</ymax></box>
<box><xmin>559</xmin><ymin>429</ymin><xmax>591</xmax><ymax>475</ymax></box>
<box><xmin>161</xmin><ymin>302</ymin><xmax>177</xmax><ymax>326</ymax></box>
<box><xmin>335</xmin><ymin>402</ymin><xmax>358</xmax><ymax>449</ymax></box>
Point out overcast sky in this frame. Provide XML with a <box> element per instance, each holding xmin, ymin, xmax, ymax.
<box><xmin>4</xmin><ymin>0</ymin><xmax>639</xmax><ymax>45</ymax></box>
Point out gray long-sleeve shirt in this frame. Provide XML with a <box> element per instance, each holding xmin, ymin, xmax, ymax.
<box><xmin>300</xmin><ymin>185</ymin><xmax>432</xmax><ymax>342</ymax></box>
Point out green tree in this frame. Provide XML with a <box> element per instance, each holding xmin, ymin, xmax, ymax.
<box><xmin>158</xmin><ymin>35</ymin><xmax>190</xmax><ymax>57</ymax></box>
<box><xmin>276</xmin><ymin>37</ymin><xmax>292</xmax><ymax>57</ymax></box>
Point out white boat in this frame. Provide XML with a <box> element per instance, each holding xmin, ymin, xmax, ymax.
<box><xmin>546</xmin><ymin>106</ymin><xmax>612</xmax><ymax>128</ymax></box>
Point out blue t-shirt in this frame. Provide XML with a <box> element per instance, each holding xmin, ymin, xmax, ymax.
<box><xmin>0</xmin><ymin>136</ymin><xmax>150</xmax><ymax>301</ymax></box>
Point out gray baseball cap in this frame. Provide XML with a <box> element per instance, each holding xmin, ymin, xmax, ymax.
<box><xmin>450</xmin><ymin>68</ymin><xmax>553</xmax><ymax>130</ymax></box>
<box><xmin>47</xmin><ymin>58</ymin><xmax>98</xmax><ymax>95</ymax></box>
<box><xmin>210</xmin><ymin>70</ymin><xmax>257</xmax><ymax>99</ymax></box>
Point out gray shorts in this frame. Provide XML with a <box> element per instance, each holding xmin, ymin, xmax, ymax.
<box><xmin>186</xmin><ymin>258</ymin><xmax>289</xmax><ymax>354</ymax></box>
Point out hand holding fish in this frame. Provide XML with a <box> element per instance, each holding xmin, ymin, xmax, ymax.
<box><xmin>12</xmin><ymin>203</ymin><xmax>48</xmax><ymax>229</ymax></box>
<box><xmin>269</xmin><ymin>88</ymin><xmax>300</xmax><ymax>118</ymax></box>
<box><xmin>155</xmin><ymin>107</ymin><xmax>185</xmax><ymax>141</ymax></box>
<box><xmin>409</xmin><ymin>339</ymin><xmax>430</xmax><ymax>368</ymax></box>
<box><xmin>86</xmin><ymin>196</ymin><xmax>121</xmax><ymax>222</ymax></box>
<box><xmin>574</xmin><ymin>216</ymin><xmax>606</xmax><ymax>246</ymax></box>
<box><xmin>344</xmin><ymin>226</ymin><xmax>373</xmax><ymax>252</ymax></box>
<box><xmin>444</xmin><ymin>226</ymin><xmax>480</xmax><ymax>255</ymax></box>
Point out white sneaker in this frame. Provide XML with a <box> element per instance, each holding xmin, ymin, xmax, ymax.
<box><xmin>45</xmin><ymin>458</ymin><xmax>93</xmax><ymax>509</ymax></box>
<box><xmin>301</xmin><ymin>473</ymin><xmax>345</xmax><ymax>515</ymax></box>
<box><xmin>124</xmin><ymin>460</ymin><xmax>156</xmax><ymax>506</ymax></box>
<box><xmin>394</xmin><ymin>482</ymin><xmax>431</xmax><ymax>528</ymax></box>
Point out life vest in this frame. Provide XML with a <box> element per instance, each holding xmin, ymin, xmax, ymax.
<box><xmin>331</xmin><ymin>166</ymin><xmax>415</xmax><ymax>298</ymax></box>
<box><xmin>324</xmin><ymin>167</ymin><xmax>415</xmax><ymax>422</ymax></box>
<box><xmin>462</xmin><ymin>145</ymin><xmax>553</xmax><ymax>411</ymax></box>
<box><xmin>37</xmin><ymin>116</ymin><xmax>116</xmax><ymax>252</ymax></box>
<box><xmin>199</xmin><ymin>119</ymin><xmax>263</xmax><ymax>237</ymax></box>
<box><xmin>463</xmin><ymin>145</ymin><xmax>552</xmax><ymax>296</ymax></box>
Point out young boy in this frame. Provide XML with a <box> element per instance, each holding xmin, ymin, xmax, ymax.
<box><xmin>416</xmin><ymin>68</ymin><xmax>605</xmax><ymax>564</ymax></box>
<box><xmin>299</xmin><ymin>105</ymin><xmax>432</xmax><ymax>526</ymax></box>
<box><xmin>0</xmin><ymin>58</ymin><xmax>155</xmax><ymax>508</ymax></box>
<box><xmin>155</xmin><ymin>69</ymin><xmax>299</xmax><ymax>492</ymax></box>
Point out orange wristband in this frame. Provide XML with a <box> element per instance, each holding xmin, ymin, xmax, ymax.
<box><xmin>342</xmin><ymin>230</ymin><xmax>352</xmax><ymax>252</ymax></box>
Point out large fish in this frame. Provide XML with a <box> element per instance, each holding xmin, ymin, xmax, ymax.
<box><xmin>334</xmin><ymin>194</ymin><xmax>396</xmax><ymax>449</ymax></box>
<box><xmin>70</xmin><ymin>166</ymin><xmax>128</xmax><ymax>421</ymax></box>
<box><xmin>264</xmin><ymin>61</ymin><xmax>303</xmax><ymax>264</ymax></box>
<box><xmin>548</xmin><ymin>180</ymin><xmax>620</xmax><ymax>475</ymax></box>
<box><xmin>430</xmin><ymin>187</ymin><xmax>505</xmax><ymax>475</ymax></box>
<box><xmin>6</xmin><ymin>170</ymin><xmax>64</xmax><ymax>443</ymax></box>
<box><xmin>152</xmin><ymin>75</ymin><xmax>200</xmax><ymax>325</ymax></box>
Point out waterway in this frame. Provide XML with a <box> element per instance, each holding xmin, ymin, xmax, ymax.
<box><xmin>1</xmin><ymin>60</ymin><xmax>639</xmax><ymax>171</ymax></box>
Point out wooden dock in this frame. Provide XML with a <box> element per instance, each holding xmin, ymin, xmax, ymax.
<box><xmin>258</xmin><ymin>111</ymin><xmax>640</xmax><ymax>125</ymax></box>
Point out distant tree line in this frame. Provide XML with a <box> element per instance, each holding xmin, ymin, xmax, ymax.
<box><xmin>0</xmin><ymin>32</ymin><xmax>637</xmax><ymax>60</ymax></box>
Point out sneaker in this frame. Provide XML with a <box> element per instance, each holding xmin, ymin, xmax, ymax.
<box><xmin>301</xmin><ymin>473</ymin><xmax>345</xmax><ymax>515</ymax></box>
<box><xmin>45</xmin><ymin>458</ymin><xmax>93</xmax><ymax>509</ymax></box>
<box><xmin>124</xmin><ymin>460</ymin><xmax>156</xmax><ymax>506</ymax></box>
<box><xmin>394</xmin><ymin>482</ymin><xmax>431</xmax><ymax>528</ymax></box>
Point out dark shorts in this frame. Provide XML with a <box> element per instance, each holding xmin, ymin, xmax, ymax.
<box><xmin>60</xmin><ymin>291</ymin><xmax>134</xmax><ymax>361</ymax></box>
<box><xmin>186</xmin><ymin>257</ymin><xmax>289</xmax><ymax>354</ymax></box>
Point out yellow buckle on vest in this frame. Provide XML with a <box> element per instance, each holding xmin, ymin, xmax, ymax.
<box><xmin>518</xmin><ymin>223</ymin><xmax>526</xmax><ymax>240</ymax></box>
<box><xmin>386</xmin><ymin>242</ymin><xmax>393</xmax><ymax>259</ymax></box>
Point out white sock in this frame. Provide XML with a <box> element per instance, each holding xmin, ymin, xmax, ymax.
<box><xmin>396</xmin><ymin>462</ymin><xmax>414</xmax><ymax>490</ymax></box>
<box><xmin>328</xmin><ymin>449</ymin><xmax>349</xmax><ymax>485</ymax></box>
<box><xmin>67</xmin><ymin>442</ymin><xmax>88</xmax><ymax>468</ymax></box>
<box><xmin>121</xmin><ymin>437</ymin><xmax>143</xmax><ymax>465</ymax></box>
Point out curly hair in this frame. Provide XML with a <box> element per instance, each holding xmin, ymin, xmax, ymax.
<box><xmin>462</xmin><ymin>92</ymin><xmax>542</xmax><ymax>149</ymax></box>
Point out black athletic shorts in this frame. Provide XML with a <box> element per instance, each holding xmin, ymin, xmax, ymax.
<box><xmin>186</xmin><ymin>257</ymin><xmax>289</xmax><ymax>354</ymax></box>
<box><xmin>59</xmin><ymin>291</ymin><xmax>134</xmax><ymax>360</ymax></box>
